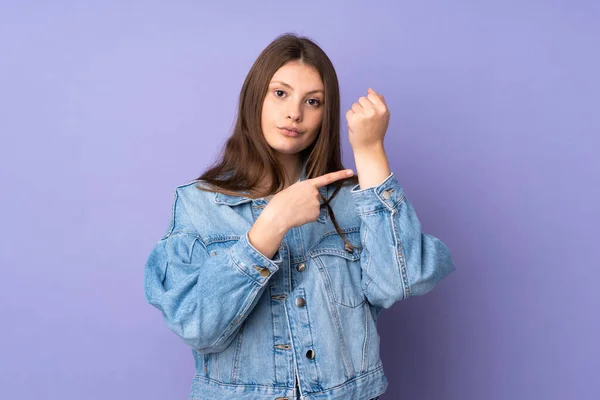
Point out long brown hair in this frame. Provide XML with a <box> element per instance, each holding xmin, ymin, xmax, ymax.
<box><xmin>195</xmin><ymin>33</ymin><xmax>360</xmax><ymax>249</ymax></box>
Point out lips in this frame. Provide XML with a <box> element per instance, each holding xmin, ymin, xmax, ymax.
<box><xmin>279</xmin><ymin>126</ymin><xmax>303</xmax><ymax>137</ymax></box>
<box><xmin>280</xmin><ymin>126</ymin><xmax>302</xmax><ymax>134</ymax></box>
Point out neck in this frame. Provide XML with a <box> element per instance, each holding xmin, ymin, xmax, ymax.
<box><xmin>278</xmin><ymin>153</ymin><xmax>304</xmax><ymax>186</ymax></box>
<box><xmin>257</xmin><ymin>153</ymin><xmax>304</xmax><ymax>193</ymax></box>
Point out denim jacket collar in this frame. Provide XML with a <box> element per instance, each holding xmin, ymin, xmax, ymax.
<box><xmin>213</xmin><ymin>160</ymin><xmax>328</xmax><ymax>223</ymax></box>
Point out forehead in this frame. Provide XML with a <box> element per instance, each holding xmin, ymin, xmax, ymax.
<box><xmin>270</xmin><ymin>61</ymin><xmax>323</xmax><ymax>90</ymax></box>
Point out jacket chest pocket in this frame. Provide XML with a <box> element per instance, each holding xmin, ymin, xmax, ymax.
<box><xmin>310</xmin><ymin>230</ymin><xmax>365</xmax><ymax>308</ymax></box>
<box><xmin>205</xmin><ymin>236</ymin><xmax>240</xmax><ymax>256</ymax></box>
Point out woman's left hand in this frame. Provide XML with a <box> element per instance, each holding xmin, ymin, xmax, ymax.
<box><xmin>345</xmin><ymin>88</ymin><xmax>390</xmax><ymax>151</ymax></box>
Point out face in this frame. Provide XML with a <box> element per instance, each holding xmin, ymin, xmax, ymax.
<box><xmin>261</xmin><ymin>60</ymin><xmax>325</xmax><ymax>157</ymax></box>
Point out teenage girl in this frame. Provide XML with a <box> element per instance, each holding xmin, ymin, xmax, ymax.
<box><xmin>144</xmin><ymin>32</ymin><xmax>455</xmax><ymax>400</ymax></box>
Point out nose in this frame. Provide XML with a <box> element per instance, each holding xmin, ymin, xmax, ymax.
<box><xmin>287</xmin><ymin>102</ymin><xmax>302</xmax><ymax>122</ymax></box>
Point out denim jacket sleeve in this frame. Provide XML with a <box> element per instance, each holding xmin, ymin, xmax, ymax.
<box><xmin>350</xmin><ymin>172</ymin><xmax>455</xmax><ymax>309</ymax></box>
<box><xmin>144</xmin><ymin>187</ymin><xmax>283</xmax><ymax>353</ymax></box>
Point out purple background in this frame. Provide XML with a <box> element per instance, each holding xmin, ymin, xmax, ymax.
<box><xmin>1</xmin><ymin>1</ymin><xmax>598</xmax><ymax>399</ymax></box>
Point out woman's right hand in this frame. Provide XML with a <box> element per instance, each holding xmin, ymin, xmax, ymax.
<box><xmin>264</xmin><ymin>169</ymin><xmax>355</xmax><ymax>230</ymax></box>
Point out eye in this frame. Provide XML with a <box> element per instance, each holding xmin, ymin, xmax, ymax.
<box><xmin>274</xmin><ymin>89</ymin><xmax>286</xmax><ymax>98</ymax></box>
<box><xmin>306</xmin><ymin>98</ymin><xmax>321</xmax><ymax>107</ymax></box>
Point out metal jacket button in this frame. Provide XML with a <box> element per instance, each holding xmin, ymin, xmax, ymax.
<box><xmin>259</xmin><ymin>268</ymin><xmax>270</xmax><ymax>277</ymax></box>
<box><xmin>296</xmin><ymin>262</ymin><xmax>306</xmax><ymax>272</ymax></box>
<box><xmin>295</xmin><ymin>297</ymin><xmax>306</xmax><ymax>307</ymax></box>
<box><xmin>382</xmin><ymin>189</ymin><xmax>392</xmax><ymax>199</ymax></box>
<box><xmin>306</xmin><ymin>349</ymin><xmax>315</xmax><ymax>359</ymax></box>
<box><xmin>254</xmin><ymin>265</ymin><xmax>270</xmax><ymax>277</ymax></box>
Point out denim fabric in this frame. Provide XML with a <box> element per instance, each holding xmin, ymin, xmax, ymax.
<box><xmin>144</xmin><ymin>160</ymin><xmax>455</xmax><ymax>399</ymax></box>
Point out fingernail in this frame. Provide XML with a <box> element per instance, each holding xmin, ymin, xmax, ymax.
<box><xmin>346</xmin><ymin>170</ymin><xmax>354</xmax><ymax>176</ymax></box>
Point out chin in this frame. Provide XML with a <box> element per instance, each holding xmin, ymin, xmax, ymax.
<box><xmin>263</xmin><ymin>137</ymin><xmax>300</xmax><ymax>154</ymax></box>
<box><xmin>272</xmin><ymin>146</ymin><xmax>304</xmax><ymax>155</ymax></box>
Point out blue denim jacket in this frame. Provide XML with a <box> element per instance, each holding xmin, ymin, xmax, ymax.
<box><xmin>144</xmin><ymin>161</ymin><xmax>455</xmax><ymax>400</ymax></box>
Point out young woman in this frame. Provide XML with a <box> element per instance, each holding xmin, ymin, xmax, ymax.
<box><xmin>144</xmin><ymin>33</ymin><xmax>455</xmax><ymax>400</ymax></box>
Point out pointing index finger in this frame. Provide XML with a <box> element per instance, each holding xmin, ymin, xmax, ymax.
<box><xmin>308</xmin><ymin>169</ymin><xmax>354</xmax><ymax>188</ymax></box>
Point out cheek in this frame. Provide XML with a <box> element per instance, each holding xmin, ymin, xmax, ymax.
<box><xmin>308</xmin><ymin>109</ymin><xmax>325</xmax><ymax>129</ymax></box>
<box><xmin>261</xmin><ymin>99</ymin><xmax>278</xmax><ymax>122</ymax></box>
<box><xmin>260</xmin><ymin>101</ymin><xmax>273</xmax><ymax>128</ymax></box>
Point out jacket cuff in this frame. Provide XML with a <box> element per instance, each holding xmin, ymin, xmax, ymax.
<box><xmin>228</xmin><ymin>231</ymin><xmax>283</xmax><ymax>284</ymax></box>
<box><xmin>350</xmin><ymin>172</ymin><xmax>405</xmax><ymax>215</ymax></box>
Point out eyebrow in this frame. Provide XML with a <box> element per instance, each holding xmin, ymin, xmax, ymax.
<box><xmin>270</xmin><ymin>80</ymin><xmax>324</xmax><ymax>95</ymax></box>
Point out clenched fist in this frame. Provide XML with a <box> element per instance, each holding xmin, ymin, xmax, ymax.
<box><xmin>346</xmin><ymin>88</ymin><xmax>390</xmax><ymax>151</ymax></box>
